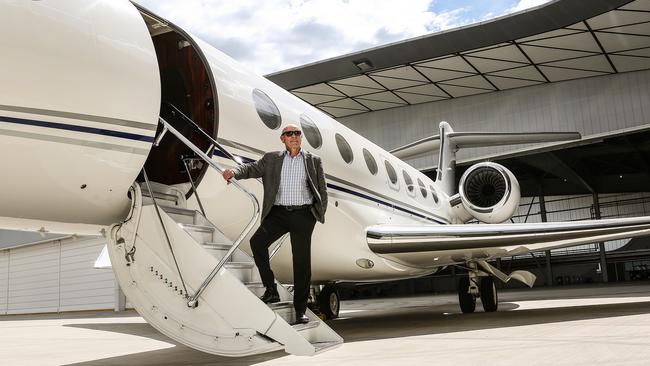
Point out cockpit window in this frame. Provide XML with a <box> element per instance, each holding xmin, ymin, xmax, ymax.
<box><xmin>252</xmin><ymin>89</ymin><xmax>281</xmax><ymax>129</ymax></box>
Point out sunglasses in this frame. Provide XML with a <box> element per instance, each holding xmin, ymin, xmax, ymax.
<box><xmin>282</xmin><ymin>130</ymin><xmax>302</xmax><ymax>137</ymax></box>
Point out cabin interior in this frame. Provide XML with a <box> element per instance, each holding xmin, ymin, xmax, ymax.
<box><xmin>137</xmin><ymin>7</ymin><xmax>217</xmax><ymax>188</ymax></box>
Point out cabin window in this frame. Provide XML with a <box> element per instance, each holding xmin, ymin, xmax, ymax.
<box><xmin>335</xmin><ymin>133</ymin><xmax>354</xmax><ymax>164</ymax></box>
<box><xmin>300</xmin><ymin>114</ymin><xmax>322</xmax><ymax>149</ymax></box>
<box><xmin>252</xmin><ymin>89</ymin><xmax>281</xmax><ymax>129</ymax></box>
<box><xmin>363</xmin><ymin>148</ymin><xmax>378</xmax><ymax>175</ymax></box>
<box><xmin>430</xmin><ymin>185</ymin><xmax>439</xmax><ymax>204</ymax></box>
<box><xmin>418</xmin><ymin>178</ymin><xmax>427</xmax><ymax>198</ymax></box>
<box><xmin>385</xmin><ymin>160</ymin><xmax>398</xmax><ymax>185</ymax></box>
<box><xmin>403</xmin><ymin>171</ymin><xmax>414</xmax><ymax>193</ymax></box>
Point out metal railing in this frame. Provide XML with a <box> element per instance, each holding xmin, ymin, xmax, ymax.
<box><xmin>163</xmin><ymin>102</ymin><xmax>242</xmax><ymax>166</ymax></box>
<box><xmin>157</xmin><ymin>116</ymin><xmax>261</xmax><ymax>308</ymax></box>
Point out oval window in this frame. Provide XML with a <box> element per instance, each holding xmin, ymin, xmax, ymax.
<box><xmin>418</xmin><ymin>178</ymin><xmax>427</xmax><ymax>198</ymax></box>
<box><xmin>403</xmin><ymin>171</ymin><xmax>414</xmax><ymax>193</ymax></box>
<box><xmin>252</xmin><ymin>89</ymin><xmax>281</xmax><ymax>129</ymax></box>
<box><xmin>430</xmin><ymin>185</ymin><xmax>439</xmax><ymax>204</ymax></box>
<box><xmin>335</xmin><ymin>133</ymin><xmax>353</xmax><ymax>164</ymax></box>
<box><xmin>300</xmin><ymin>114</ymin><xmax>322</xmax><ymax>149</ymax></box>
<box><xmin>385</xmin><ymin>160</ymin><xmax>398</xmax><ymax>185</ymax></box>
<box><xmin>363</xmin><ymin>149</ymin><xmax>378</xmax><ymax>175</ymax></box>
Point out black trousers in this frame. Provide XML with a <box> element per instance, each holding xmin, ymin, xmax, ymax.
<box><xmin>250</xmin><ymin>205</ymin><xmax>317</xmax><ymax>314</ymax></box>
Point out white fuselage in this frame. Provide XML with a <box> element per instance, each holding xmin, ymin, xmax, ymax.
<box><xmin>0</xmin><ymin>0</ymin><xmax>454</xmax><ymax>283</ymax></box>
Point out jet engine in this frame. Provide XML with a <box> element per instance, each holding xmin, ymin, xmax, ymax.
<box><xmin>455</xmin><ymin>162</ymin><xmax>520</xmax><ymax>224</ymax></box>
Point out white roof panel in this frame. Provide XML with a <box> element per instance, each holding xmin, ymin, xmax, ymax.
<box><xmin>329</xmin><ymin>83</ymin><xmax>385</xmax><ymax>97</ymax></box>
<box><xmin>595</xmin><ymin>32</ymin><xmax>650</xmax><ymax>53</ymax></box>
<box><xmin>465</xmin><ymin>56</ymin><xmax>529</xmax><ymax>73</ymax></box>
<box><xmin>587</xmin><ymin>9</ymin><xmax>650</xmax><ymax>30</ymax></box>
<box><xmin>415</xmin><ymin>56</ymin><xmax>476</xmax><ymax>72</ymax></box>
<box><xmin>488</xmin><ymin>65</ymin><xmax>547</xmax><ymax>81</ymax></box>
<box><xmin>485</xmin><ymin>75</ymin><xmax>544</xmax><ymax>90</ymax></box>
<box><xmin>544</xmin><ymin>54</ymin><xmax>614</xmax><ymax>73</ymax></box>
<box><xmin>413</xmin><ymin>66</ymin><xmax>476</xmax><ymax>82</ymax></box>
<box><xmin>538</xmin><ymin>66</ymin><xmax>607</xmax><ymax>81</ymax></box>
<box><xmin>610</xmin><ymin>54</ymin><xmax>650</xmax><ymax>72</ymax></box>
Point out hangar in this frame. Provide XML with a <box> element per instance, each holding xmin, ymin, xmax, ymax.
<box><xmin>267</xmin><ymin>0</ymin><xmax>650</xmax><ymax>291</ymax></box>
<box><xmin>2</xmin><ymin>0</ymin><xmax>650</xmax><ymax>315</ymax></box>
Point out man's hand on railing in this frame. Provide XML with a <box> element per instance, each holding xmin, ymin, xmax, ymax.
<box><xmin>222</xmin><ymin>169</ymin><xmax>235</xmax><ymax>184</ymax></box>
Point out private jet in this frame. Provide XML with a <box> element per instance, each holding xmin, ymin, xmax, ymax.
<box><xmin>2</xmin><ymin>0</ymin><xmax>650</xmax><ymax>357</ymax></box>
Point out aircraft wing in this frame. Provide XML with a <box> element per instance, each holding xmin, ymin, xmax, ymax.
<box><xmin>366</xmin><ymin>216</ymin><xmax>650</xmax><ymax>254</ymax></box>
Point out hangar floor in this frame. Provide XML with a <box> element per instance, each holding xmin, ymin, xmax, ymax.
<box><xmin>2</xmin><ymin>283</ymin><xmax>650</xmax><ymax>366</ymax></box>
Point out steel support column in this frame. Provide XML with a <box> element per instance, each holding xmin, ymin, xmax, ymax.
<box><xmin>539</xmin><ymin>191</ymin><xmax>553</xmax><ymax>286</ymax></box>
<box><xmin>593</xmin><ymin>193</ymin><xmax>609</xmax><ymax>282</ymax></box>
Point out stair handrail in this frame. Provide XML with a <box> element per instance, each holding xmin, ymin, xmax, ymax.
<box><xmin>158</xmin><ymin>116</ymin><xmax>261</xmax><ymax>308</ymax></box>
<box><xmin>163</xmin><ymin>102</ymin><xmax>288</xmax><ymax>259</ymax></box>
<box><xmin>163</xmin><ymin>102</ymin><xmax>242</xmax><ymax>167</ymax></box>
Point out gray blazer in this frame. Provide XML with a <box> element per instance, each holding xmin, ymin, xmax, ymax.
<box><xmin>233</xmin><ymin>150</ymin><xmax>328</xmax><ymax>223</ymax></box>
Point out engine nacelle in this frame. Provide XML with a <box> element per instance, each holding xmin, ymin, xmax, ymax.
<box><xmin>456</xmin><ymin>162</ymin><xmax>520</xmax><ymax>224</ymax></box>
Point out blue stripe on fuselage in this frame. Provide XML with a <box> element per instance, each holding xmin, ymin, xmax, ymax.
<box><xmin>211</xmin><ymin>148</ymin><xmax>448</xmax><ymax>224</ymax></box>
<box><xmin>0</xmin><ymin>115</ymin><xmax>155</xmax><ymax>142</ymax></box>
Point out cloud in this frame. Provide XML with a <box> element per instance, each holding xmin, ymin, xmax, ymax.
<box><xmin>133</xmin><ymin>0</ymin><xmax>550</xmax><ymax>75</ymax></box>
<box><xmin>509</xmin><ymin>0</ymin><xmax>552</xmax><ymax>13</ymax></box>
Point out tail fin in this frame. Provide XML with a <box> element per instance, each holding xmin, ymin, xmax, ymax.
<box><xmin>390</xmin><ymin>121</ymin><xmax>581</xmax><ymax>195</ymax></box>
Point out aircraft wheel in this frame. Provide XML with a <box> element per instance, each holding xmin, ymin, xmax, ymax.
<box><xmin>457</xmin><ymin>276</ymin><xmax>476</xmax><ymax>313</ymax></box>
<box><xmin>318</xmin><ymin>284</ymin><xmax>340</xmax><ymax>320</ymax></box>
<box><xmin>480</xmin><ymin>276</ymin><xmax>498</xmax><ymax>312</ymax></box>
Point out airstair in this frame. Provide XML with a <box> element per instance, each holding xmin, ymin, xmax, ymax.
<box><xmin>105</xmin><ymin>112</ymin><xmax>342</xmax><ymax>357</ymax></box>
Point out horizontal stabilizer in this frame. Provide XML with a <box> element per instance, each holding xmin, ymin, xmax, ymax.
<box><xmin>390</xmin><ymin>131</ymin><xmax>581</xmax><ymax>160</ymax></box>
<box><xmin>366</xmin><ymin>216</ymin><xmax>650</xmax><ymax>254</ymax></box>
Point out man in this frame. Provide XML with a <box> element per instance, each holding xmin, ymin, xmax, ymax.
<box><xmin>222</xmin><ymin>124</ymin><xmax>327</xmax><ymax>324</ymax></box>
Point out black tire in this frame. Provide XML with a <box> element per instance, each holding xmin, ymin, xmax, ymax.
<box><xmin>480</xmin><ymin>276</ymin><xmax>498</xmax><ymax>312</ymax></box>
<box><xmin>318</xmin><ymin>284</ymin><xmax>340</xmax><ymax>320</ymax></box>
<box><xmin>457</xmin><ymin>276</ymin><xmax>476</xmax><ymax>313</ymax></box>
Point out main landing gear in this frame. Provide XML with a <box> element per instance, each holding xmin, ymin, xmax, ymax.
<box><xmin>457</xmin><ymin>262</ymin><xmax>498</xmax><ymax>313</ymax></box>
<box><xmin>310</xmin><ymin>283</ymin><xmax>340</xmax><ymax>320</ymax></box>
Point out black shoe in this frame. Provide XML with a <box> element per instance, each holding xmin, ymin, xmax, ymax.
<box><xmin>260</xmin><ymin>286</ymin><xmax>280</xmax><ymax>303</ymax></box>
<box><xmin>295</xmin><ymin>313</ymin><xmax>309</xmax><ymax>324</ymax></box>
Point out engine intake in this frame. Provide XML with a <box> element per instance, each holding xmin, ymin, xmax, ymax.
<box><xmin>457</xmin><ymin>162</ymin><xmax>520</xmax><ymax>223</ymax></box>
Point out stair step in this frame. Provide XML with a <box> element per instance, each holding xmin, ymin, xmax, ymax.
<box><xmin>202</xmin><ymin>242</ymin><xmax>231</xmax><ymax>250</ymax></box>
<box><xmin>180</xmin><ymin>224</ymin><xmax>215</xmax><ymax>242</ymax></box>
<box><xmin>292</xmin><ymin>320</ymin><xmax>320</xmax><ymax>332</ymax></box>
<box><xmin>224</xmin><ymin>261</ymin><xmax>255</xmax><ymax>282</ymax></box>
<box><xmin>141</xmin><ymin>190</ymin><xmax>180</xmax><ymax>207</ymax></box>
<box><xmin>162</xmin><ymin>206</ymin><xmax>197</xmax><ymax>224</ymax></box>
<box><xmin>224</xmin><ymin>262</ymin><xmax>255</xmax><ymax>269</ymax></box>
<box><xmin>181</xmin><ymin>224</ymin><xmax>214</xmax><ymax>232</ymax></box>
<box><xmin>161</xmin><ymin>205</ymin><xmax>196</xmax><ymax>216</ymax></box>
<box><xmin>268</xmin><ymin>301</ymin><xmax>295</xmax><ymax>324</ymax></box>
<box><xmin>245</xmin><ymin>282</ymin><xmax>265</xmax><ymax>297</ymax></box>
<box><xmin>267</xmin><ymin>301</ymin><xmax>293</xmax><ymax>310</ymax></box>
<box><xmin>313</xmin><ymin>340</ymin><xmax>343</xmax><ymax>354</ymax></box>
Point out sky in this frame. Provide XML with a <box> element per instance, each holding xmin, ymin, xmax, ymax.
<box><xmin>133</xmin><ymin>0</ymin><xmax>552</xmax><ymax>75</ymax></box>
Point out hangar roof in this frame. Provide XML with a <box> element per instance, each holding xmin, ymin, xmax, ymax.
<box><xmin>267</xmin><ymin>0</ymin><xmax>650</xmax><ymax>118</ymax></box>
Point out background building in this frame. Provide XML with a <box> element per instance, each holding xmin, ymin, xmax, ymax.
<box><xmin>3</xmin><ymin>0</ymin><xmax>650</xmax><ymax>313</ymax></box>
<box><xmin>268</xmin><ymin>0</ymin><xmax>650</xmax><ymax>296</ymax></box>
